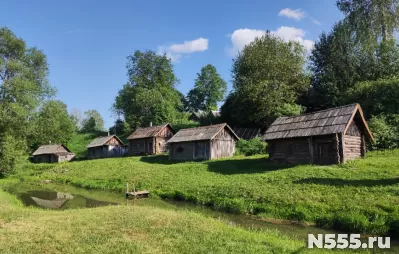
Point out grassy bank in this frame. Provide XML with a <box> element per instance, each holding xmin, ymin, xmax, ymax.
<box><xmin>0</xmin><ymin>188</ymin><xmax>310</xmax><ymax>254</ymax></box>
<box><xmin>13</xmin><ymin>149</ymin><xmax>399</xmax><ymax>237</ymax></box>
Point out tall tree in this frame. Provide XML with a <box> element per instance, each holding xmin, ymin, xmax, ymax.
<box><xmin>30</xmin><ymin>100</ymin><xmax>75</xmax><ymax>148</ymax></box>
<box><xmin>337</xmin><ymin>0</ymin><xmax>399</xmax><ymax>43</ymax></box>
<box><xmin>0</xmin><ymin>27</ymin><xmax>54</xmax><ymax>176</ymax></box>
<box><xmin>307</xmin><ymin>21</ymin><xmax>399</xmax><ymax>110</ymax></box>
<box><xmin>222</xmin><ymin>33</ymin><xmax>308</xmax><ymax>127</ymax></box>
<box><xmin>70</xmin><ymin>108</ymin><xmax>82</xmax><ymax>131</ymax></box>
<box><xmin>113</xmin><ymin>50</ymin><xmax>182</xmax><ymax>129</ymax></box>
<box><xmin>187</xmin><ymin>64</ymin><xmax>227</xmax><ymax>111</ymax></box>
<box><xmin>81</xmin><ymin>110</ymin><xmax>105</xmax><ymax>132</ymax></box>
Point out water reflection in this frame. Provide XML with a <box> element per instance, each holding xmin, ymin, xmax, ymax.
<box><xmin>17</xmin><ymin>190</ymin><xmax>118</xmax><ymax>210</ymax></box>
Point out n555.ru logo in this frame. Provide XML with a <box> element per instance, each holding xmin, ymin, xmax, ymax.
<box><xmin>308</xmin><ymin>234</ymin><xmax>390</xmax><ymax>249</ymax></box>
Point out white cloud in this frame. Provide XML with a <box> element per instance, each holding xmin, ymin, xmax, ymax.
<box><xmin>278</xmin><ymin>8</ymin><xmax>321</xmax><ymax>26</ymax></box>
<box><xmin>310</xmin><ymin>17</ymin><xmax>321</xmax><ymax>26</ymax></box>
<box><xmin>227</xmin><ymin>26</ymin><xmax>314</xmax><ymax>56</ymax></box>
<box><xmin>158</xmin><ymin>38</ymin><xmax>208</xmax><ymax>63</ymax></box>
<box><xmin>278</xmin><ymin>8</ymin><xmax>305</xmax><ymax>21</ymax></box>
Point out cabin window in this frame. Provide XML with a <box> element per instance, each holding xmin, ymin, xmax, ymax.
<box><xmin>176</xmin><ymin>146</ymin><xmax>184</xmax><ymax>153</ymax></box>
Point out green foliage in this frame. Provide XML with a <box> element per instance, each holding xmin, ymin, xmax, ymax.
<box><xmin>29</xmin><ymin>100</ymin><xmax>75</xmax><ymax>149</ymax></box>
<box><xmin>0</xmin><ymin>135</ymin><xmax>25</xmax><ymax>177</ymax></box>
<box><xmin>108</xmin><ymin>119</ymin><xmax>130</xmax><ymax>136</ymax></box>
<box><xmin>368</xmin><ymin>114</ymin><xmax>399</xmax><ymax>150</ymax></box>
<box><xmin>187</xmin><ymin>64</ymin><xmax>227</xmax><ymax>111</ymax></box>
<box><xmin>0</xmin><ymin>27</ymin><xmax>54</xmax><ymax>175</ymax></box>
<box><xmin>223</xmin><ymin>33</ymin><xmax>308</xmax><ymax>126</ymax></box>
<box><xmin>337</xmin><ymin>0</ymin><xmax>399</xmax><ymax>43</ymax></box>
<box><xmin>347</xmin><ymin>78</ymin><xmax>399</xmax><ymax>118</ymax></box>
<box><xmin>81</xmin><ymin>110</ymin><xmax>105</xmax><ymax>132</ymax></box>
<box><xmin>113</xmin><ymin>50</ymin><xmax>182</xmax><ymax>129</ymax></box>
<box><xmin>308</xmin><ymin>19</ymin><xmax>399</xmax><ymax>110</ymax></box>
<box><xmin>235</xmin><ymin>137</ymin><xmax>267</xmax><ymax>156</ymax></box>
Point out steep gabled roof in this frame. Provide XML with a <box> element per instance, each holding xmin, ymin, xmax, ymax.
<box><xmin>264</xmin><ymin>104</ymin><xmax>374</xmax><ymax>141</ymax></box>
<box><xmin>127</xmin><ymin>124</ymin><xmax>174</xmax><ymax>140</ymax></box>
<box><xmin>32</xmin><ymin>144</ymin><xmax>73</xmax><ymax>156</ymax></box>
<box><xmin>167</xmin><ymin>123</ymin><xmax>239</xmax><ymax>143</ymax></box>
<box><xmin>87</xmin><ymin>135</ymin><xmax>124</xmax><ymax>148</ymax></box>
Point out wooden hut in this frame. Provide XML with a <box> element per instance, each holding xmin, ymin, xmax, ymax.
<box><xmin>167</xmin><ymin>123</ymin><xmax>239</xmax><ymax>160</ymax></box>
<box><xmin>32</xmin><ymin>144</ymin><xmax>75</xmax><ymax>163</ymax></box>
<box><xmin>87</xmin><ymin>135</ymin><xmax>127</xmax><ymax>159</ymax></box>
<box><xmin>127</xmin><ymin>124</ymin><xmax>175</xmax><ymax>155</ymax></box>
<box><xmin>232</xmin><ymin>127</ymin><xmax>261</xmax><ymax>140</ymax></box>
<box><xmin>264</xmin><ymin>104</ymin><xmax>374</xmax><ymax>165</ymax></box>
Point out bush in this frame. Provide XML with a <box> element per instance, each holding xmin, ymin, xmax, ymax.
<box><xmin>368</xmin><ymin>114</ymin><xmax>399</xmax><ymax>150</ymax></box>
<box><xmin>236</xmin><ymin>137</ymin><xmax>267</xmax><ymax>156</ymax></box>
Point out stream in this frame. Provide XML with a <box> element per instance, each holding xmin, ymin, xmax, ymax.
<box><xmin>4</xmin><ymin>181</ymin><xmax>399</xmax><ymax>252</ymax></box>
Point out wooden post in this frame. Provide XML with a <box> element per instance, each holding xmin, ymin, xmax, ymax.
<box><xmin>126</xmin><ymin>183</ymin><xmax>129</xmax><ymax>198</ymax></box>
<box><xmin>340</xmin><ymin>133</ymin><xmax>346</xmax><ymax>163</ymax></box>
<box><xmin>308</xmin><ymin>137</ymin><xmax>314</xmax><ymax>164</ymax></box>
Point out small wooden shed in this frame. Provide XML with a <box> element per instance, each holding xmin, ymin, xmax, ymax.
<box><xmin>32</xmin><ymin>144</ymin><xmax>75</xmax><ymax>163</ymax></box>
<box><xmin>127</xmin><ymin>124</ymin><xmax>175</xmax><ymax>155</ymax></box>
<box><xmin>87</xmin><ymin>135</ymin><xmax>127</xmax><ymax>159</ymax></box>
<box><xmin>167</xmin><ymin>123</ymin><xmax>239</xmax><ymax>160</ymax></box>
<box><xmin>264</xmin><ymin>104</ymin><xmax>374</xmax><ymax>165</ymax></box>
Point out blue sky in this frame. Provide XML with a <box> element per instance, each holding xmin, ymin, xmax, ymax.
<box><xmin>1</xmin><ymin>0</ymin><xmax>343</xmax><ymax>128</ymax></box>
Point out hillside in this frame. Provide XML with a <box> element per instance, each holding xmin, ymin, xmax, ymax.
<box><xmin>15</xmin><ymin>149</ymin><xmax>399</xmax><ymax>237</ymax></box>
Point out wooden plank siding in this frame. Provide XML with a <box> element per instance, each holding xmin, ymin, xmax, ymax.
<box><xmin>210</xmin><ymin>128</ymin><xmax>236</xmax><ymax>159</ymax></box>
<box><xmin>128</xmin><ymin>125</ymin><xmax>174</xmax><ymax>155</ymax></box>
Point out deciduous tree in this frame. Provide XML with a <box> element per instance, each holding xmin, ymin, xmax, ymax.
<box><xmin>187</xmin><ymin>64</ymin><xmax>227</xmax><ymax>111</ymax></box>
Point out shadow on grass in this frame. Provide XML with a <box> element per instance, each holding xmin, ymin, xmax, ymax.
<box><xmin>294</xmin><ymin>177</ymin><xmax>399</xmax><ymax>187</ymax></box>
<box><xmin>207</xmin><ymin>157</ymin><xmax>293</xmax><ymax>174</ymax></box>
<box><xmin>139</xmin><ymin>155</ymin><xmax>189</xmax><ymax>165</ymax></box>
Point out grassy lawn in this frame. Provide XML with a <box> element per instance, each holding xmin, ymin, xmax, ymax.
<box><xmin>13</xmin><ymin>149</ymin><xmax>399</xmax><ymax>237</ymax></box>
<box><xmin>0</xmin><ymin>187</ymin><xmax>313</xmax><ymax>254</ymax></box>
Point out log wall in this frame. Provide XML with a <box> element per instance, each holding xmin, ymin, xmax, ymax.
<box><xmin>343</xmin><ymin>135</ymin><xmax>362</xmax><ymax>162</ymax></box>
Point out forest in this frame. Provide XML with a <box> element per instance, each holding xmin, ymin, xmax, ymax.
<box><xmin>1</xmin><ymin>0</ymin><xmax>399</xmax><ymax>176</ymax></box>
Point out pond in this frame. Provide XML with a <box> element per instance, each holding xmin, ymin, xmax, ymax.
<box><xmin>4</xmin><ymin>182</ymin><xmax>399</xmax><ymax>252</ymax></box>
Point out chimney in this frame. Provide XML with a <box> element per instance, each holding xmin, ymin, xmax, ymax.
<box><xmin>107</xmin><ymin>132</ymin><xmax>110</xmax><ymax>136</ymax></box>
<box><xmin>150</xmin><ymin>122</ymin><xmax>152</xmax><ymax>127</ymax></box>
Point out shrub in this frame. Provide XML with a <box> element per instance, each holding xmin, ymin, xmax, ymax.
<box><xmin>368</xmin><ymin>114</ymin><xmax>399</xmax><ymax>150</ymax></box>
<box><xmin>236</xmin><ymin>137</ymin><xmax>267</xmax><ymax>156</ymax></box>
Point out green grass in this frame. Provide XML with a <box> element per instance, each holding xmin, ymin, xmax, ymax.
<box><xmin>13</xmin><ymin>149</ymin><xmax>399</xmax><ymax>237</ymax></box>
<box><xmin>0</xmin><ymin>187</ymin><xmax>315</xmax><ymax>254</ymax></box>
<box><xmin>67</xmin><ymin>131</ymin><xmax>108</xmax><ymax>158</ymax></box>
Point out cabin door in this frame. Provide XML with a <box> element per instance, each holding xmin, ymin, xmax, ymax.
<box><xmin>147</xmin><ymin>142</ymin><xmax>153</xmax><ymax>154</ymax></box>
<box><xmin>316</xmin><ymin>142</ymin><xmax>333</xmax><ymax>165</ymax></box>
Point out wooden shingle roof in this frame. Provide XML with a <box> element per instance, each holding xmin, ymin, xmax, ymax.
<box><xmin>232</xmin><ymin>127</ymin><xmax>261</xmax><ymax>140</ymax></box>
<box><xmin>127</xmin><ymin>124</ymin><xmax>173</xmax><ymax>140</ymax></box>
<box><xmin>264</xmin><ymin>104</ymin><xmax>374</xmax><ymax>141</ymax></box>
<box><xmin>32</xmin><ymin>144</ymin><xmax>73</xmax><ymax>156</ymax></box>
<box><xmin>87</xmin><ymin>135</ymin><xmax>124</xmax><ymax>148</ymax></box>
<box><xmin>167</xmin><ymin>123</ymin><xmax>239</xmax><ymax>143</ymax></box>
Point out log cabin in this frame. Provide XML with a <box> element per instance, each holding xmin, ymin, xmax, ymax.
<box><xmin>32</xmin><ymin>144</ymin><xmax>75</xmax><ymax>163</ymax></box>
<box><xmin>264</xmin><ymin>104</ymin><xmax>374</xmax><ymax>165</ymax></box>
<box><xmin>167</xmin><ymin>123</ymin><xmax>239</xmax><ymax>160</ymax></box>
<box><xmin>127</xmin><ymin>124</ymin><xmax>175</xmax><ymax>155</ymax></box>
<box><xmin>87</xmin><ymin>135</ymin><xmax>127</xmax><ymax>159</ymax></box>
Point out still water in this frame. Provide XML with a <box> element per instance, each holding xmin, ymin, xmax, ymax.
<box><xmin>4</xmin><ymin>182</ymin><xmax>399</xmax><ymax>252</ymax></box>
